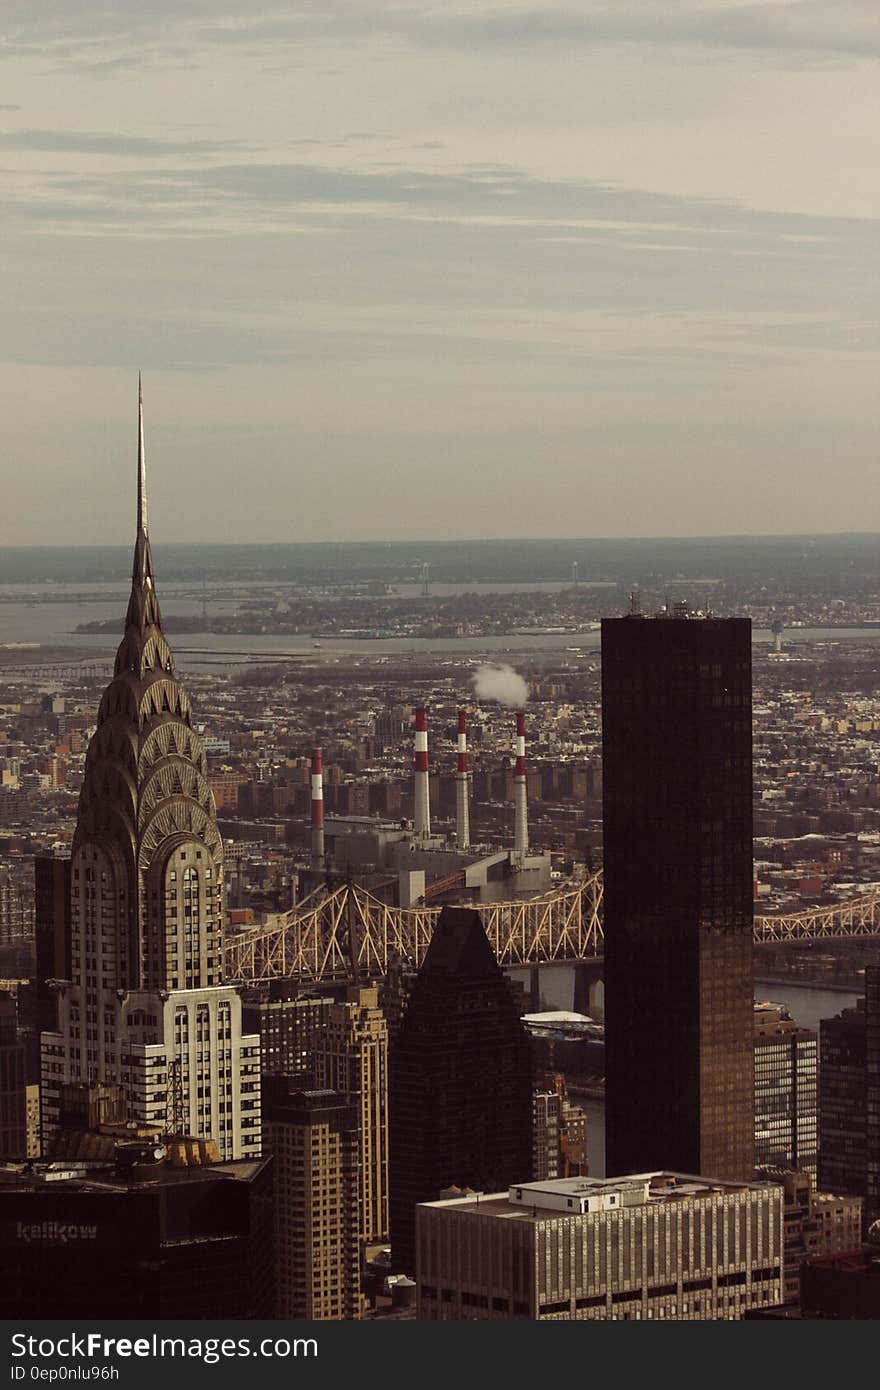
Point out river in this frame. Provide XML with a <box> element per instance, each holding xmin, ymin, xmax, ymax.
<box><xmin>3</xmin><ymin>583</ymin><xmax>880</xmax><ymax>677</ymax></box>
<box><xmin>522</xmin><ymin>970</ymin><xmax>860</xmax><ymax>1178</ymax></box>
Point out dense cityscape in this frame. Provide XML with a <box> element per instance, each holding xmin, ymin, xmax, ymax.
<box><xmin>0</xmin><ymin>396</ymin><xmax>877</xmax><ymax>1322</ymax></box>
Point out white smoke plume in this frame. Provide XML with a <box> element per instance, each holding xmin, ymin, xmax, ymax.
<box><xmin>471</xmin><ymin>664</ymin><xmax>529</xmax><ymax>708</ymax></box>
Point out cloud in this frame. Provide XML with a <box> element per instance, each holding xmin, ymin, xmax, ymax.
<box><xmin>0</xmin><ymin>128</ymin><xmax>257</xmax><ymax>157</ymax></box>
<box><xmin>4</xmin><ymin>153</ymin><xmax>874</xmax><ymax>286</ymax></box>
<box><xmin>399</xmin><ymin>2</ymin><xmax>880</xmax><ymax>60</ymax></box>
<box><xmin>3</xmin><ymin>0</ymin><xmax>879</xmax><ymax>64</ymax></box>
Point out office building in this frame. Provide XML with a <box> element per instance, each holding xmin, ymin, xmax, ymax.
<box><xmin>0</xmin><ymin>994</ymin><xmax>26</xmax><ymax>1158</ymax></box>
<box><xmin>40</xmin><ymin>384</ymin><xmax>261</xmax><ymax>1159</ymax></box>
<box><xmin>417</xmin><ymin>1172</ymin><xmax>783</xmax><ymax>1320</ymax></box>
<box><xmin>866</xmin><ymin>968</ymin><xmax>880</xmax><ymax>1227</ymax></box>
<box><xmin>317</xmin><ymin>986</ymin><xmax>389</xmax><ymax>1243</ymax></box>
<box><xmin>33</xmin><ymin>856</ymin><xmax>71</xmax><ymax>1035</ymax></box>
<box><xmin>754</xmin><ymin>1002</ymin><xmax>817</xmax><ymax>1174</ymax></box>
<box><xmin>0</xmin><ymin>1142</ymin><xmax>274</xmax><ymax>1318</ymax></box>
<box><xmin>757</xmin><ymin>1167</ymin><xmax>862</xmax><ymax>1306</ymax></box>
<box><xmin>242</xmin><ymin>987</ymin><xmax>333</xmax><ymax>1082</ymax></box>
<box><xmin>532</xmin><ymin>1074</ymin><xmax>588</xmax><ymax>1181</ymax></box>
<box><xmin>263</xmin><ymin>1082</ymin><xmax>363</xmax><ymax>1320</ymax></box>
<box><xmin>602</xmin><ymin>612</ymin><xmax>754</xmax><ymax>1181</ymax></box>
<box><xmin>818</xmin><ymin>999</ymin><xmax>866</xmax><ymax>1201</ymax></box>
<box><xmin>389</xmin><ymin>905</ymin><xmax>533</xmax><ymax>1275</ymax></box>
<box><xmin>0</xmin><ymin>866</ymin><xmax>27</xmax><ymax>946</ymax></box>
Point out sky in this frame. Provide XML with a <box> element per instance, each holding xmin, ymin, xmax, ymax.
<box><xmin>1</xmin><ymin>0</ymin><xmax>878</xmax><ymax>546</ymax></box>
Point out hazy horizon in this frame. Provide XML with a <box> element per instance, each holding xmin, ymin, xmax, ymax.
<box><xmin>1</xmin><ymin>532</ymin><xmax>877</xmax><ymax>593</ymax></box>
<box><xmin>2</xmin><ymin>1</ymin><xmax>878</xmax><ymax>545</ymax></box>
<box><xmin>1</xmin><ymin>528</ymin><xmax>880</xmax><ymax>555</ymax></box>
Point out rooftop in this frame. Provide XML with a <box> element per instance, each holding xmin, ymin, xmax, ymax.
<box><xmin>0</xmin><ymin>1154</ymin><xmax>268</xmax><ymax>1194</ymax></box>
<box><xmin>420</xmin><ymin>1172</ymin><xmax>775</xmax><ymax>1221</ymax></box>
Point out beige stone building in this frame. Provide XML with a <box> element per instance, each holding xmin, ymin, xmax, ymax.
<box><xmin>759</xmin><ymin>1166</ymin><xmax>862</xmax><ymax>1305</ymax></box>
<box><xmin>265</xmin><ymin>1084</ymin><xmax>364</xmax><ymax>1321</ymax></box>
<box><xmin>318</xmin><ymin>986</ymin><xmax>389</xmax><ymax>1243</ymax></box>
<box><xmin>417</xmin><ymin>1172</ymin><xmax>784</xmax><ymax>1320</ymax></box>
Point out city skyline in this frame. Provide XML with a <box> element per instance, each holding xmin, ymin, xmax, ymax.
<box><xmin>2</xmin><ymin>400</ymin><xmax>879</xmax><ymax>1319</ymax></box>
<box><xmin>2</xmin><ymin>0</ymin><xmax>879</xmax><ymax>1331</ymax></box>
<box><xmin>2</xmin><ymin>1</ymin><xmax>878</xmax><ymax>545</ymax></box>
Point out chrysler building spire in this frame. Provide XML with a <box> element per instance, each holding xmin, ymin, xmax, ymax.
<box><xmin>119</xmin><ymin>378</ymin><xmax>166</xmax><ymax>676</ymax></box>
<box><xmin>40</xmin><ymin>379</ymin><xmax>261</xmax><ymax>1161</ymax></box>
<box><xmin>137</xmin><ymin>372</ymin><xmax>147</xmax><ymax>537</ymax></box>
<box><xmin>132</xmin><ymin>372</ymin><xmax>153</xmax><ymax>589</ymax></box>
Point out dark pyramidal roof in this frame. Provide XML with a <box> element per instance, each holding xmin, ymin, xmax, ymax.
<box><xmin>419</xmin><ymin>905</ymin><xmax>501</xmax><ymax>978</ymax></box>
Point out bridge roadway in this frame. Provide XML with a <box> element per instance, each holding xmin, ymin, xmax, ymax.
<box><xmin>224</xmin><ymin>873</ymin><xmax>880</xmax><ymax>986</ymax></box>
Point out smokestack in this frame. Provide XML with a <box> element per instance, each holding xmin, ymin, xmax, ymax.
<box><xmin>413</xmin><ymin>707</ymin><xmax>431</xmax><ymax>840</ymax></box>
<box><xmin>456</xmin><ymin>709</ymin><xmax>470</xmax><ymax>850</ymax></box>
<box><xmin>514</xmin><ymin>709</ymin><xmax>528</xmax><ymax>859</ymax></box>
<box><xmin>311</xmin><ymin>747</ymin><xmax>325</xmax><ymax>867</ymax></box>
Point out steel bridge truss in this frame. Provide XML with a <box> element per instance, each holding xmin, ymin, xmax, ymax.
<box><xmin>224</xmin><ymin>877</ymin><xmax>880</xmax><ymax>985</ymax></box>
<box><xmin>753</xmin><ymin>889</ymin><xmax>880</xmax><ymax>944</ymax></box>
<box><xmin>224</xmin><ymin>876</ymin><xmax>604</xmax><ymax>984</ymax></box>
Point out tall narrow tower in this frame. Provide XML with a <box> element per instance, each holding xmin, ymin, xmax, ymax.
<box><xmin>412</xmin><ymin>706</ymin><xmax>431</xmax><ymax>841</ymax></box>
<box><xmin>455</xmin><ymin>710</ymin><xmax>470</xmax><ymax>851</ymax></box>
<box><xmin>40</xmin><ymin>380</ymin><xmax>261</xmax><ymax>1160</ymax></box>
<box><xmin>310</xmin><ymin>747</ymin><xmax>325</xmax><ymax>869</ymax></box>
<box><xmin>317</xmin><ymin>986</ymin><xmax>389</xmax><ymax>1245</ymax></box>
<box><xmin>513</xmin><ymin>710</ymin><xmax>529</xmax><ymax>859</ymax></box>
<box><xmin>602</xmin><ymin>612</ymin><xmax>754</xmax><ymax>1182</ymax></box>
<box><xmin>389</xmin><ymin>906</ymin><xmax>533</xmax><ymax>1276</ymax></box>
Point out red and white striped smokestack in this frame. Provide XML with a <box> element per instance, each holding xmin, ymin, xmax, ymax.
<box><xmin>514</xmin><ymin>709</ymin><xmax>528</xmax><ymax>858</ymax></box>
<box><xmin>413</xmin><ymin>706</ymin><xmax>431</xmax><ymax>840</ymax></box>
<box><xmin>456</xmin><ymin>709</ymin><xmax>470</xmax><ymax>850</ymax></box>
<box><xmin>310</xmin><ymin>747</ymin><xmax>325</xmax><ymax>867</ymax></box>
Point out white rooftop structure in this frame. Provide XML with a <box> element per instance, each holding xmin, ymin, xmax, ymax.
<box><xmin>423</xmin><ymin>1171</ymin><xmax>771</xmax><ymax>1220</ymax></box>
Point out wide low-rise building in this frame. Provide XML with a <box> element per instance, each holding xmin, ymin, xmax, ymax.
<box><xmin>417</xmin><ymin>1172</ymin><xmax>783</xmax><ymax>1321</ymax></box>
<box><xmin>0</xmin><ymin>1141</ymin><xmax>274</xmax><ymax>1319</ymax></box>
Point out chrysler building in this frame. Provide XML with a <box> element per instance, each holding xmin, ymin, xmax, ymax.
<box><xmin>41</xmin><ymin>382</ymin><xmax>261</xmax><ymax>1158</ymax></box>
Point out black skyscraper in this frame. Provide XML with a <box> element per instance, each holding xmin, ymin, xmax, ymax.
<box><xmin>389</xmin><ymin>905</ymin><xmax>533</xmax><ymax>1276</ymax></box>
<box><xmin>602</xmin><ymin>612</ymin><xmax>754</xmax><ymax>1181</ymax></box>
<box><xmin>33</xmin><ymin>856</ymin><xmax>70</xmax><ymax>1035</ymax></box>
